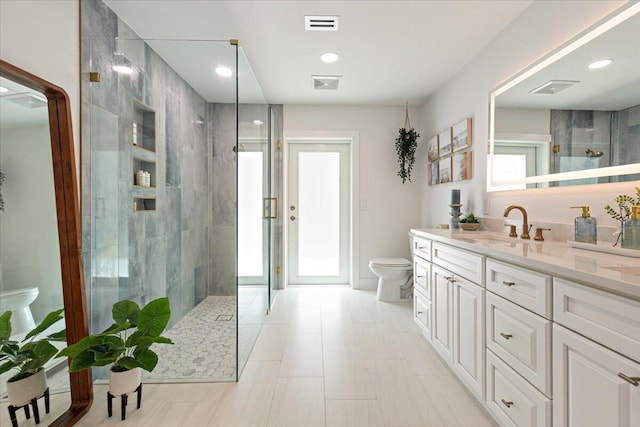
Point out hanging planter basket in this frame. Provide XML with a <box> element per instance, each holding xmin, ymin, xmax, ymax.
<box><xmin>395</xmin><ymin>102</ymin><xmax>420</xmax><ymax>183</ymax></box>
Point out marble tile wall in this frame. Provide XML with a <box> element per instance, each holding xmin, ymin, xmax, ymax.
<box><xmin>81</xmin><ymin>0</ymin><xmax>215</xmax><ymax>336</ymax></box>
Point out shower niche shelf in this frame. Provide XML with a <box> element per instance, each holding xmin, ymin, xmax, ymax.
<box><xmin>132</xmin><ymin>99</ymin><xmax>157</xmax><ymax>212</ymax></box>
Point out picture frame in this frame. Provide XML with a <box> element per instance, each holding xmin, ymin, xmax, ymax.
<box><xmin>452</xmin><ymin>150</ymin><xmax>472</xmax><ymax>181</ymax></box>
<box><xmin>439</xmin><ymin>128</ymin><xmax>452</xmax><ymax>157</ymax></box>
<box><xmin>427</xmin><ymin>135</ymin><xmax>439</xmax><ymax>161</ymax></box>
<box><xmin>452</xmin><ymin>118</ymin><xmax>472</xmax><ymax>152</ymax></box>
<box><xmin>438</xmin><ymin>156</ymin><xmax>452</xmax><ymax>184</ymax></box>
<box><xmin>429</xmin><ymin>160</ymin><xmax>439</xmax><ymax>186</ymax></box>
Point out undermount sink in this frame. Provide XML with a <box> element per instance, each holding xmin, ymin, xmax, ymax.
<box><xmin>457</xmin><ymin>233</ymin><xmax>525</xmax><ymax>246</ymax></box>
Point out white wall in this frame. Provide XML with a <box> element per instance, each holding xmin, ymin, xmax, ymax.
<box><xmin>284</xmin><ymin>105</ymin><xmax>423</xmax><ymax>288</ymax></box>
<box><xmin>417</xmin><ymin>0</ymin><xmax>632</xmax><ymax>229</ymax></box>
<box><xmin>0</xmin><ymin>0</ymin><xmax>80</xmax><ymax>159</ymax></box>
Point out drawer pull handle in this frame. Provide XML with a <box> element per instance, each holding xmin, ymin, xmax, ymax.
<box><xmin>500</xmin><ymin>399</ymin><xmax>514</xmax><ymax>408</ymax></box>
<box><xmin>417</xmin><ymin>275</ymin><xmax>426</xmax><ymax>279</ymax></box>
<box><xmin>502</xmin><ymin>281</ymin><xmax>515</xmax><ymax>287</ymax></box>
<box><xmin>417</xmin><ymin>246</ymin><xmax>426</xmax><ymax>249</ymax></box>
<box><xmin>618</xmin><ymin>373</ymin><xmax>640</xmax><ymax>386</ymax></box>
<box><xmin>445</xmin><ymin>276</ymin><xmax>456</xmax><ymax>282</ymax></box>
<box><xmin>417</xmin><ymin>311</ymin><xmax>424</xmax><ymax>315</ymax></box>
<box><xmin>500</xmin><ymin>332</ymin><xmax>513</xmax><ymax>340</ymax></box>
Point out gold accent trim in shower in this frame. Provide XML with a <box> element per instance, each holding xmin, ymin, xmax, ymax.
<box><xmin>89</xmin><ymin>72</ymin><xmax>100</xmax><ymax>82</ymax></box>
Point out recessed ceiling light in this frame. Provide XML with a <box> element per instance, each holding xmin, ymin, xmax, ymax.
<box><xmin>253</xmin><ymin>120</ymin><xmax>263</xmax><ymax>125</ymax></box>
<box><xmin>216</xmin><ymin>66</ymin><xmax>233</xmax><ymax>77</ymax></box>
<box><xmin>320</xmin><ymin>52</ymin><xmax>339</xmax><ymax>63</ymax></box>
<box><xmin>0</xmin><ymin>86</ymin><xmax>8</xmax><ymax>93</ymax></box>
<box><xmin>588</xmin><ymin>59</ymin><xmax>613</xmax><ymax>69</ymax></box>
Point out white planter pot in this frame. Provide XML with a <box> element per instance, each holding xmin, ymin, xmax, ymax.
<box><xmin>109</xmin><ymin>367</ymin><xmax>142</xmax><ymax>397</ymax></box>
<box><xmin>6</xmin><ymin>369</ymin><xmax>47</xmax><ymax>407</ymax></box>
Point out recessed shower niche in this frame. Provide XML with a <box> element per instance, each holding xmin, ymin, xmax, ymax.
<box><xmin>131</xmin><ymin>99</ymin><xmax>156</xmax><ymax>212</ymax></box>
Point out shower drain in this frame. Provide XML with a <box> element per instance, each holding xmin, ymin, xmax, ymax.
<box><xmin>215</xmin><ymin>314</ymin><xmax>233</xmax><ymax>321</ymax></box>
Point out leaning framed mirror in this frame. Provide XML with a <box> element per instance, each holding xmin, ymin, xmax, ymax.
<box><xmin>0</xmin><ymin>60</ymin><xmax>92</xmax><ymax>426</ymax></box>
<box><xmin>488</xmin><ymin>2</ymin><xmax>640</xmax><ymax>191</ymax></box>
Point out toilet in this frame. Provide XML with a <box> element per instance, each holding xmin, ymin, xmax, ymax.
<box><xmin>0</xmin><ymin>287</ymin><xmax>39</xmax><ymax>335</ymax></box>
<box><xmin>369</xmin><ymin>258</ymin><xmax>413</xmax><ymax>302</ymax></box>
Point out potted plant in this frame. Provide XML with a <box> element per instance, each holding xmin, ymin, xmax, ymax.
<box><xmin>0</xmin><ymin>309</ymin><xmax>65</xmax><ymax>407</ymax></box>
<box><xmin>459</xmin><ymin>212</ymin><xmax>481</xmax><ymax>231</ymax></box>
<box><xmin>395</xmin><ymin>103</ymin><xmax>420</xmax><ymax>183</ymax></box>
<box><xmin>58</xmin><ymin>297</ymin><xmax>172</xmax><ymax>398</ymax></box>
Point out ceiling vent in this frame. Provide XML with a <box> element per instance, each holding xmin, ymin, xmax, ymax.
<box><xmin>305</xmin><ymin>15</ymin><xmax>339</xmax><ymax>31</ymax></box>
<box><xmin>529</xmin><ymin>80</ymin><xmax>579</xmax><ymax>95</ymax></box>
<box><xmin>3</xmin><ymin>93</ymin><xmax>48</xmax><ymax>108</ymax></box>
<box><xmin>312</xmin><ymin>75</ymin><xmax>341</xmax><ymax>90</ymax></box>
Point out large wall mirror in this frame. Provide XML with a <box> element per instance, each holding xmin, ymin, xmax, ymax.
<box><xmin>488</xmin><ymin>2</ymin><xmax>640</xmax><ymax>191</ymax></box>
<box><xmin>0</xmin><ymin>60</ymin><xmax>92</xmax><ymax>426</ymax></box>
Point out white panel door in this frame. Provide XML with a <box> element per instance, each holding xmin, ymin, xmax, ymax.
<box><xmin>432</xmin><ymin>265</ymin><xmax>453</xmax><ymax>363</ymax></box>
<box><xmin>553</xmin><ymin>324</ymin><xmax>640</xmax><ymax>427</ymax></box>
<box><xmin>287</xmin><ymin>142</ymin><xmax>350</xmax><ymax>284</ymax></box>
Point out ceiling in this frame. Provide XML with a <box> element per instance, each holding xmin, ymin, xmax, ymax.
<box><xmin>103</xmin><ymin>0</ymin><xmax>532</xmax><ymax>105</ymax></box>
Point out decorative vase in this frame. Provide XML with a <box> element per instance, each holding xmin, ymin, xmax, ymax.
<box><xmin>109</xmin><ymin>367</ymin><xmax>142</xmax><ymax>397</ymax></box>
<box><xmin>6</xmin><ymin>368</ymin><xmax>47</xmax><ymax>407</ymax></box>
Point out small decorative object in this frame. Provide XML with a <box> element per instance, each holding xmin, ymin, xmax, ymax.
<box><xmin>0</xmin><ymin>309</ymin><xmax>66</xmax><ymax>427</ymax></box>
<box><xmin>0</xmin><ymin>168</ymin><xmax>5</xmax><ymax>212</ymax></box>
<box><xmin>451</xmin><ymin>189</ymin><xmax>460</xmax><ymax>204</ymax></box>
<box><xmin>395</xmin><ymin>102</ymin><xmax>420</xmax><ymax>183</ymax></box>
<box><xmin>459</xmin><ymin>212</ymin><xmax>481</xmax><ymax>231</ymax></box>
<box><xmin>449</xmin><ymin>204</ymin><xmax>462</xmax><ymax>229</ymax></box>
<box><xmin>452</xmin><ymin>150</ymin><xmax>472</xmax><ymax>182</ymax></box>
<box><xmin>452</xmin><ymin>118</ymin><xmax>472</xmax><ymax>152</ymax></box>
<box><xmin>604</xmin><ymin>187</ymin><xmax>640</xmax><ymax>247</ymax></box>
<box><xmin>427</xmin><ymin>135</ymin><xmax>439</xmax><ymax>162</ymax></box>
<box><xmin>438</xmin><ymin>128</ymin><xmax>452</xmax><ymax>157</ymax></box>
<box><xmin>59</xmin><ymin>298</ymin><xmax>173</xmax><ymax>420</ymax></box>
<box><xmin>439</xmin><ymin>157</ymin><xmax>452</xmax><ymax>184</ymax></box>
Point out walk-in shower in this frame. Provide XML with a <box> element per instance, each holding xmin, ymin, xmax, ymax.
<box><xmin>80</xmin><ymin>0</ymin><xmax>281</xmax><ymax>382</ymax></box>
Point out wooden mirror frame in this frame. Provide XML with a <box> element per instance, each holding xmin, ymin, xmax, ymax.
<box><xmin>0</xmin><ymin>59</ymin><xmax>93</xmax><ymax>425</ymax></box>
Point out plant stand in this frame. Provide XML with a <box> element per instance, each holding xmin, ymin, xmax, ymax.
<box><xmin>7</xmin><ymin>387</ymin><xmax>50</xmax><ymax>427</ymax></box>
<box><xmin>108</xmin><ymin>383</ymin><xmax>142</xmax><ymax>420</ymax></box>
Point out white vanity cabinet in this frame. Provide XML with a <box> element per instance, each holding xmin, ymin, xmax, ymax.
<box><xmin>553</xmin><ymin>324</ymin><xmax>640</xmax><ymax>427</ymax></box>
<box><xmin>431</xmin><ymin>250</ymin><xmax>486</xmax><ymax>399</ymax></box>
<box><xmin>412</xmin><ymin>236</ymin><xmax>433</xmax><ymax>341</ymax></box>
<box><xmin>410</xmin><ymin>228</ymin><xmax>640</xmax><ymax>427</ymax></box>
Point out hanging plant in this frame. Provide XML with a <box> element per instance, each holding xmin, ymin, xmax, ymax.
<box><xmin>395</xmin><ymin>103</ymin><xmax>420</xmax><ymax>183</ymax></box>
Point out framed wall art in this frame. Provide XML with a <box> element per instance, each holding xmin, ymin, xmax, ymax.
<box><xmin>452</xmin><ymin>150</ymin><xmax>472</xmax><ymax>181</ymax></box>
<box><xmin>452</xmin><ymin>118</ymin><xmax>472</xmax><ymax>152</ymax></box>
<box><xmin>438</xmin><ymin>156</ymin><xmax>452</xmax><ymax>184</ymax></box>
<box><xmin>427</xmin><ymin>135</ymin><xmax>439</xmax><ymax>161</ymax></box>
<box><xmin>438</xmin><ymin>128</ymin><xmax>452</xmax><ymax>157</ymax></box>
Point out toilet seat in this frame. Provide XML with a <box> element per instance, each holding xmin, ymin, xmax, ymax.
<box><xmin>369</xmin><ymin>258</ymin><xmax>411</xmax><ymax>268</ymax></box>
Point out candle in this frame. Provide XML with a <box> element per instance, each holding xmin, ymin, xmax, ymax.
<box><xmin>451</xmin><ymin>189</ymin><xmax>460</xmax><ymax>204</ymax></box>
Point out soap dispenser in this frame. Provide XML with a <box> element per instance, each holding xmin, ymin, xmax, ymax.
<box><xmin>621</xmin><ymin>205</ymin><xmax>640</xmax><ymax>249</ymax></box>
<box><xmin>571</xmin><ymin>206</ymin><xmax>597</xmax><ymax>244</ymax></box>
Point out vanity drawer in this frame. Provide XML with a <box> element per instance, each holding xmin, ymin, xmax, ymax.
<box><xmin>487</xmin><ymin>350</ymin><xmax>552</xmax><ymax>427</ymax></box>
<box><xmin>432</xmin><ymin>242</ymin><xmax>484</xmax><ymax>285</ymax></box>
<box><xmin>413</xmin><ymin>257</ymin><xmax>431</xmax><ymax>299</ymax></box>
<box><xmin>414</xmin><ymin>289</ymin><xmax>432</xmax><ymax>341</ymax></box>
<box><xmin>413</xmin><ymin>236</ymin><xmax>431</xmax><ymax>261</ymax></box>
<box><xmin>487</xmin><ymin>292</ymin><xmax>552</xmax><ymax>396</ymax></box>
<box><xmin>486</xmin><ymin>258</ymin><xmax>552</xmax><ymax>318</ymax></box>
<box><xmin>554</xmin><ymin>278</ymin><xmax>640</xmax><ymax>362</ymax></box>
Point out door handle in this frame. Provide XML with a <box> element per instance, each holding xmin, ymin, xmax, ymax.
<box><xmin>264</xmin><ymin>198</ymin><xmax>278</xmax><ymax>219</ymax></box>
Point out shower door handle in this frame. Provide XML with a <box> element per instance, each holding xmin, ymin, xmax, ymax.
<box><xmin>264</xmin><ymin>198</ymin><xmax>278</xmax><ymax>219</ymax></box>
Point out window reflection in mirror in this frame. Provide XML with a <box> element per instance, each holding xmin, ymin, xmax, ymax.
<box><xmin>489</xmin><ymin>3</ymin><xmax>640</xmax><ymax>190</ymax></box>
<box><xmin>0</xmin><ymin>77</ymin><xmax>70</xmax><ymax>423</ymax></box>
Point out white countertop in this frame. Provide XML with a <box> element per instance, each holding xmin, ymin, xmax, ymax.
<box><xmin>411</xmin><ymin>228</ymin><xmax>640</xmax><ymax>300</ymax></box>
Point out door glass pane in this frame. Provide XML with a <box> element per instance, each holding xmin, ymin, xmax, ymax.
<box><xmin>298</xmin><ymin>152</ymin><xmax>340</xmax><ymax>276</ymax></box>
<box><xmin>238</xmin><ymin>151</ymin><xmax>263</xmax><ymax>277</ymax></box>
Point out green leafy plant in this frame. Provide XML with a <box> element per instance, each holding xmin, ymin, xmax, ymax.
<box><xmin>0</xmin><ymin>309</ymin><xmax>66</xmax><ymax>382</ymax></box>
<box><xmin>59</xmin><ymin>298</ymin><xmax>172</xmax><ymax>373</ymax></box>
<box><xmin>459</xmin><ymin>212</ymin><xmax>480</xmax><ymax>223</ymax></box>
<box><xmin>395</xmin><ymin>128</ymin><xmax>420</xmax><ymax>183</ymax></box>
<box><xmin>604</xmin><ymin>187</ymin><xmax>640</xmax><ymax>221</ymax></box>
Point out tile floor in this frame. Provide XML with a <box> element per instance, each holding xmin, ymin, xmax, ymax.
<box><xmin>70</xmin><ymin>286</ymin><xmax>498</xmax><ymax>427</ymax></box>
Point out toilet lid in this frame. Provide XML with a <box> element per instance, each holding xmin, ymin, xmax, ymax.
<box><xmin>370</xmin><ymin>258</ymin><xmax>411</xmax><ymax>267</ymax></box>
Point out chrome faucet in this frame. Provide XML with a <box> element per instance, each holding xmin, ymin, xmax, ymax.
<box><xmin>503</xmin><ymin>205</ymin><xmax>531</xmax><ymax>239</ymax></box>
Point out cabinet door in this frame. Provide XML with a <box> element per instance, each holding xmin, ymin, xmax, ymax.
<box><xmin>452</xmin><ymin>276</ymin><xmax>485</xmax><ymax>398</ymax></box>
<box><xmin>553</xmin><ymin>324</ymin><xmax>640</xmax><ymax>427</ymax></box>
<box><xmin>432</xmin><ymin>265</ymin><xmax>453</xmax><ymax>363</ymax></box>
